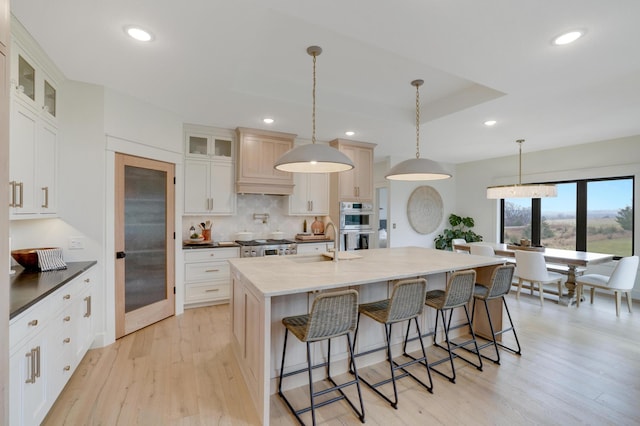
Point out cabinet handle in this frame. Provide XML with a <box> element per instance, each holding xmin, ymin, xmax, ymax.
<box><xmin>205</xmin><ymin>288</ymin><xmax>220</xmax><ymax>292</ymax></box>
<box><xmin>34</xmin><ymin>346</ymin><xmax>41</xmax><ymax>379</ymax></box>
<box><xmin>63</xmin><ymin>337</ymin><xmax>71</xmax><ymax>343</ymax></box>
<box><xmin>9</xmin><ymin>181</ymin><xmax>16</xmax><ymax>207</ymax></box>
<box><xmin>63</xmin><ymin>294</ymin><xmax>71</xmax><ymax>300</ymax></box>
<box><xmin>63</xmin><ymin>365</ymin><xmax>71</xmax><ymax>372</ymax></box>
<box><xmin>205</xmin><ymin>269</ymin><xmax>220</xmax><ymax>273</ymax></box>
<box><xmin>311</xmin><ymin>200</ymin><xmax>314</xmax><ymax>211</ymax></box>
<box><xmin>63</xmin><ymin>316</ymin><xmax>71</xmax><ymax>322</ymax></box>
<box><xmin>25</xmin><ymin>350</ymin><xmax>35</xmax><ymax>384</ymax></box>
<box><xmin>16</xmin><ymin>182</ymin><xmax>24</xmax><ymax>208</ymax></box>
<box><xmin>41</xmin><ymin>186</ymin><xmax>49</xmax><ymax>208</ymax></box>
<box><xmin>209</xmin><ymin>253</ymin><xmax>215</xmax><ymax>257</ymax></box>
<box><xmin>84</xmin><ymin>278</ymin><xmax>91</xmax><ymax>283</ymax></box>
<box><xmin>28</xmin><ymin>319</ymin><xmax>38</xmax><ymax>327</ymax></box>
<box><xmin>85</xmin><ymin>296</ymin><xmax>92</xmax><ymax>317</ymax></box>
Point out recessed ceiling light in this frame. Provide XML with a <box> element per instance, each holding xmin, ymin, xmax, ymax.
<box><xmin>345</xmin><ymin>131</ymin><xmax>355</xmax><ymax>136</ymax></box>
<box><xmin>484</xmin><ymin>120</ymin><xmax>497</xmax><ymax>127</ymax></box>
<box><xmin>553</xmin><ymin>30</ymin><xmax>584</xmax><ymax>46</ymax></box>
<box><xmin>263</xmin><ymin>118</ymin><xmax>274</xmax><ymax>124</ymax></box>
<box><xmin>124</xmin><ymin>26</ymin><xmax>154</xmax><ymax>42</ymax></box>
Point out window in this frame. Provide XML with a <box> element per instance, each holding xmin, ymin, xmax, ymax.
<box><xmin>501</xmin><ymin>176</ymin><xmax>634</xmax><ymax>258</ymax></box>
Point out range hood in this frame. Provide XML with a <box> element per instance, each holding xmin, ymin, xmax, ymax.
<box><xmin>235</xmin><ymin>127</ymin><xmax>295</xmax><ymax>195</ymax></box>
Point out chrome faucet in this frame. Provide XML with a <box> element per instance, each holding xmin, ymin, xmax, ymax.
<box><xmin>324</xmin><ymin>221</ymin><xmax>339</xmax><ymax>262</ymax></box>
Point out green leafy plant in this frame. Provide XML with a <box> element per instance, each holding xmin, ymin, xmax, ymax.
<box><xmin>434</xmin><ymin>214</ymin><xmax>483</xmax><ymax>250</ymax></box>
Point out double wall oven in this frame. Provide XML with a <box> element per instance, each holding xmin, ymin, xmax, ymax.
<box><xmin>339</xmin><ymin>202</ymin><xmax>374</xmax><ymax>251</ymax></box>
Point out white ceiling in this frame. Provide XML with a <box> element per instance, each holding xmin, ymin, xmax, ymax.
<box><xmin>10</xmin><ymin>0</ymin><xmax>640</xmax><ymax>164</ymax></box>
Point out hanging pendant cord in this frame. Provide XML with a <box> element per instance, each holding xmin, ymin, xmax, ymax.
<box><xmin>517</xmin><ymin>139</ymin><xmax>524</xmax><ymax>185</ymax></box>
<box><xmin>415</xmin><ymin>82</ymin><xmax>420</xmax><ymax>159</ymax></box>
<box><xmin>311</xmin><ymin>52</ymin><xmax>317</xmax><ymax>144</ymax></box>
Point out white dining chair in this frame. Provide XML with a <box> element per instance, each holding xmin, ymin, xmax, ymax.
<box><xmin>575</xmin><ymin>256</ymin><xmax>639</xmax><ymax>316</ymax></box>
<box><xmin>451</xmin><ymin>238</ymin><xmax>467</xmax><ymax>253</ymax></box>
<box><xmin>470</xmin><ymin>244</ymin><xmax>496</xmax><ymax>257</ymax></box>
<box><xmin>514</xmin><ymin>251</ymin><xmax>564</xmax><ymax>305</ymax></box>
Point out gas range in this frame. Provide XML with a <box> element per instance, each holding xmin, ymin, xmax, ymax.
<box><xmin>236</xmin><ymin>239</ymin><xmax>298</xmax><ymax>258</ymax></box>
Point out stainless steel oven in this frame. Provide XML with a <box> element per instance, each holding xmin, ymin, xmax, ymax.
<box><xmin>339</xmin><ymin>202</ymin><xmax>374</xmax><ymax>231</ymax></box>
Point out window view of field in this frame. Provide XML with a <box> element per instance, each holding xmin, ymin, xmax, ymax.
<box><xmin>503</xmin><ymin>179</ymin><xmax>633</xmax><ymax>257</ymax></box>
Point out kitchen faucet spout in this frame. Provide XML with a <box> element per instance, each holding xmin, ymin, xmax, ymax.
<box><xmin>325</xmin><ymin>221</ymin><xmax>339</xmax><ymax>262</ymax></box>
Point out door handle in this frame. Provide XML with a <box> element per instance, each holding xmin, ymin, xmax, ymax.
<box><xmin>116</xmin><ymin>251</ymin><xmax>126</xmax><ymax>259</ymax></box>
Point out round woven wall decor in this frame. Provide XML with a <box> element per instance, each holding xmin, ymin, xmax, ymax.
<box><xmin>407</xmin><ymin>185</ymin><xmax>443</xmax><ymax>235</ymax></box>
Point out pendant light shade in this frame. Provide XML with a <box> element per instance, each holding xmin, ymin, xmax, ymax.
<box><xmin>385</xmin><ymin>79</ymin><xmax>451</xmax><ymax>181</ymax></box>
<box><xmin>274</xmin><ymin>46</ymin><xmax>354</xmax><ymax>173</ymax></box>
<box><xmin>486</xmin><ymin>139</ymin><xmax>557</xmax><ymax>199</ymax></box>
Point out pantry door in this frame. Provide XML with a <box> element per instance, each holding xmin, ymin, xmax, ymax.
<box><xmin>115</xmin><ymin>153</ymin><xmax>175</xmax><ymax>339</ymax></box>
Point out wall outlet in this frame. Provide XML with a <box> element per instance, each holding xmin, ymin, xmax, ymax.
<box><xmin>68</xmin><ymin>237</ymin><xmax>85</xmax><ymax>250</ymax></box>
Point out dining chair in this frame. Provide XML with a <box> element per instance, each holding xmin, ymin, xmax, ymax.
<box><xmin>514</xmin><ymin>250</ymin><xmax>564</xmax><ymax>305</ymax></box>
<box><xmin>575</xmin><ymin>256</ymin><xmax>639</xmax><ymax>316</ymax></box>
<box><xmin>451</xmin><ymin>238</ymin><xmax>467</xmax><ymax>253</ymax></box>
<box><xmin>469</xmin><ymin>244</ymin><xmax>496</xmax><ymax>257</ymax></box>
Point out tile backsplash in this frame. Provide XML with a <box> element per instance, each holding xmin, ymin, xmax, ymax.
<box><xmin>182</xmin><ymin>194</ymin><xmax>329</xmax><ymax>242</ymax></box>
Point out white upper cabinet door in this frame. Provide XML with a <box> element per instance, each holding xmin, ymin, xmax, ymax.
<box><xmin>184</xmin><ymin>159</ymin><xmax>211</xmax><ymax>214</ymax></box>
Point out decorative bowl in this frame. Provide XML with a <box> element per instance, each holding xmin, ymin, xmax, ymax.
<box><xmin>11</xmin><ymin>247</ymin><xmax>59</xmax><ymax>270</ymax></box>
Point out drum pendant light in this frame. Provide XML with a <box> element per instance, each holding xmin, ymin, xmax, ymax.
<box><xmin>385</xmin><ymin>79</ymin><xmax>451</xmax><ymax>181</ymax></box>
<box><xmin>486</xmin><ymin>139</ymin><xmax>557</xmax><ymax>198</ymax></box>
<box><xmin>274</xmin><ymin>46</ymin><xmax>354</xmax><ymax>173</ymax></box>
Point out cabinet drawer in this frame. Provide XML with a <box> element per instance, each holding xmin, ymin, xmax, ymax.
<box><xmin>184</xmin><ymin>247</ymin><xmax>239</xmax><ymax>262</ymax></box>
<box><xmin>9</xmin><ymin>305</ymin><xmax>51</xmax><ymax>352</ymax></box>
<box><xmin>185</xmin><ymin>282</ymin><xmax>230</xmax><ymax>303</ymax></box>
<box><xmin>185</xmin><ymin>261</ymin><xmax>230</xmax><ymax>282</ymax></box>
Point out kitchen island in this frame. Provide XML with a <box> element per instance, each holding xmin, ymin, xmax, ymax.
<box><xmin>229</xmin><ymin>247</ymin><xmax>504</xmax><ymax>425</ymax></box>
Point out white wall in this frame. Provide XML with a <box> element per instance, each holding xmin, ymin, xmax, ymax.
<box><xmin>381</xmin><ymin>156</ymin><xmax>457</xmax><ymax>248</ymax></box>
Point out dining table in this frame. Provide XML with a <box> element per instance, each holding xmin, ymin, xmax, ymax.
<box><xmin>453</xmin><ymin>242</ymin><xmax>615</xmax><ymax>306</ymax></box>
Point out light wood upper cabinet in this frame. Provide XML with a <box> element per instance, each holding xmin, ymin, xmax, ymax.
<box><xmin>329</xmin><ymin>139</ymin><xmax>376</xmax><ymax>203</ymax></box>
<box><xmin>235</xmin><ymin>127</ymin><xmax>295</xmax><ymax>195</ymax></box>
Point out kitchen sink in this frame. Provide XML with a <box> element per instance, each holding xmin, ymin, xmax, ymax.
<box><xmin>289</xmin><ymin>255</ymin><xmax>332</xmax><ymax>264</ymax></box>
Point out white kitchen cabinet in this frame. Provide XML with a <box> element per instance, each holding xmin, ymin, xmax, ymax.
<box><xmin>296</xmin><ymin>242</ymin><xmax>330</xmax><ymax>255</ymax></box>
<box><xmin>9</xmin><ymin>41</ymin><xmax>59</xmax><ymax>219</ymax></box>
<box><xmin>289</xmin><ymin>172</ymin><xmax>329</xmax><ymax>216</ymax></box>
<box><xmin>9</xmin><ymin>267</ymin><xmax>95</xmax><ymax>426</ymax></box>
<box><xmin>184</xmin><ymin>247</ymin><xmax>239</xmax><ymax>308</ymax></box>
<box><xmin>184</xmin><ymin>125</ymin><xmax>235</xmax><ymax>215</ymax></box>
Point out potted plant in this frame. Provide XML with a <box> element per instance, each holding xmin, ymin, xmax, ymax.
<box><xmin>434</xmin><ymin>214</ymin><xmax>483</xmax><ymax>250</ymax></box>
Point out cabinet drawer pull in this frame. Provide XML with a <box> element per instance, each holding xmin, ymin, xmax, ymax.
<box><xmin>41</xmin><ymin>186</ymin><xmax>49</xmax><ymax>208</ymax></box>
<box><xmin>84</xmin><ymin>296</ymin><xmax>92</xmax><ymax>317</ymax></box>
<box><xmin>63</xmin><ymin>365</ymin><xmax>71</xmax><ymax>372</ymax></box>
<box><xmin>63</xmin><ymin>294</ymin><xmax>71</xmax><ymax>300</ymax></box>
<box><xmin>209</xmin><ymin>253</ymin><xmax>215</xmax><ymax>257</ymax></box>
<box><xmin>205</xmin><ymin>269</ymin><xmax>220</xmax><ymax>272</ymax></box>
<box><xmin>25</xmin><ymin>350</ymin><xmax>35</xmax><ymax>384</ymax></box>
<box><xmin>63</xmin><ymin>316</ymin><xmax>71</xmax><ymax>322</ymax></box>
<box><xmin>84</xmin><ymin>278</ymin><xmax>91</xmax><ymax>283</ymax></box>
<box><xmin>205</xmin><ymin>288</ymin><xmax>220</xmax><ymax>292</ymax></box>
<box><xmin>28</xmin><ymin>319</ymin><xmax>38</xmax><ymax>327</ymax></box>
<box><xmin>34</xmin><ymin>346</ymin><xmax>41</xmax><ymax>378</ymax></box>
<box><xmin>9</xmin><ymin>181</ymin><xmax>16</xmax><ymax>207</ymax></box>
<box><xmin>63</xmin><ymin>337</ymin><xmax>71</xmax><ymax>343</ymax></box>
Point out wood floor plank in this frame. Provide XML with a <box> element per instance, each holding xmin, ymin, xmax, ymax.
<box><xmin>43</xmin><ymin>292</ymin><xmax>639</xmax><ymax>425</ymax></box>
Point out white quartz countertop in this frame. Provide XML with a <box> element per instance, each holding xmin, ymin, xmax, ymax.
<box><xmin>228</xmin><ymin>246</ymin><xmax>503</xmax><ymax>297</ymax></box>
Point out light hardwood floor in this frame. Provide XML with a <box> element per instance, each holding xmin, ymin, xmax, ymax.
<box><xmin>44</xmin><ymin>292</ymin><xmax>640</xmax><ymax>425</ymax></box>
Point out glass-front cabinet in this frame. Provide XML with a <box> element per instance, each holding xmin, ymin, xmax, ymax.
<box><xmin>186</xmin><ymin>133</ymin><xmax>232</xmax><ymax>159</ymax></box>
<box><xmin>14</xmin><ymin>49</ymin><xmax>58</xmax><ymax>121</ymax></box>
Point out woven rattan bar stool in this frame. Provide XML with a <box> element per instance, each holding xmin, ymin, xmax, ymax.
<box><xmin>352</xmin><ymin>278</ymin><xmax>433</xmax><ymax>409</ymax></box>
<box><xmin>424</xmin><ymin>269</ymin><xmax>482</xmax><ymax>383</ymax></box>
<box><xmin>278</xmin><ymin>289</ymin><xmax>365</xmax><ymax>426</ymax></box>
<box><xmin>470</xmin><ymin>264</ymin><xmax>522</xmax><ymax>364</ymax></box>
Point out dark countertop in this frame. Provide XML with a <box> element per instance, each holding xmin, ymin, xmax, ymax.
<box><xmin>10</xmin><ymin>261</ymin><xmax>97</xmax><ymax>319</ymax></box>
<box><xmin>182</xmin><ymin>242</ymin><xmax>240</xmax><ymax>250</ymax></box>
